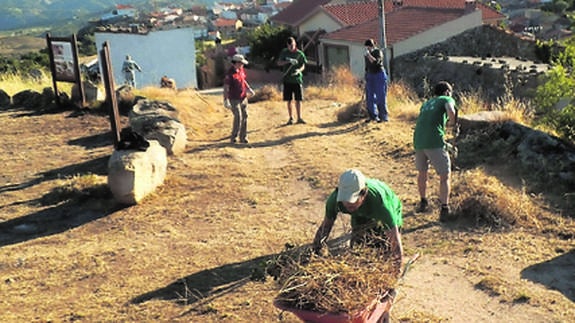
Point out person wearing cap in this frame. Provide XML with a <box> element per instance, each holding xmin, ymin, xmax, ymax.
<box><xmin>121</xmin><ymin>55</ymin><xmax>142</xmax><ymax>88</ymax></box>
<box><xmin>312</xmin><ymin>169</ymin><xmax>404</xmax><ymax>275</ymax></box>
<box><xmin>413</xmin><ymin>81</ymin><xmax>457</xmax><ymax>221</ymax></box>
<box><xmin>223</xmin><ymin>54</ymin><xmax>255</xmax><ymax>144</ymax></box>
<box><xmin>278</xmin><ymin>37</ymin><xmax>307</xmax><ymax>125</ymax></box>
<box><xmin>363</xmin><ymin>39</ymin><xmax>389</xmax><ymax>123</ymax></box>
<box><xmin>160</xmin><ymin>75</ymin><xmax>176</xmax><ymax>89</ymax></box>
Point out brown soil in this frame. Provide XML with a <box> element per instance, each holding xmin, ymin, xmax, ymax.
<box><xmin>0</xmin><ymin>88</ymin><xmax>573</xmax><ymax>322</ymax></box>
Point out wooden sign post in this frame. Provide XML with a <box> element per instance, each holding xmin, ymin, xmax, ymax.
<box><xmin>46</xmin><ymin>33</ymin><xmax>86</xmax><ymax>108</ymax></box>
<box><xmin>99</xmin><ymin>41</ymin><xmax>121</xmax><ymax>148</ymax></box>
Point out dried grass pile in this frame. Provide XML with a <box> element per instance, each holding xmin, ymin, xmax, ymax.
<box><xmin>451</xmin><ymin>169</ymin><xmax>543</xmax><ymax>229</ymax></box>
<box><xmin>336</xmin><ymin>100</ymin><xmax>367</xmax><ymax>123</ymax></box>
<box><xmin>249</xmin><ymin>84</ymin><xmax>282</xmax><ymax>103</ymax></box>
<box><xmin>274</xmin><ymin>246</ymin><xmax>398</xmax><ymax>314</ymax></box>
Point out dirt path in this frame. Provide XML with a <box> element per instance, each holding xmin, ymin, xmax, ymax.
<box><xmin>0</xmin><ymin>90</ymin><xmax>572</xmax><ymax>322</ymax></box>
<box><xmin>178</xmin><ymin>93</ymin><xmax>573</xmax><ymax>322</ymax></box>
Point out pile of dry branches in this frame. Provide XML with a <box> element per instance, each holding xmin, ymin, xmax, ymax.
<box><xmin>274</xmin><ymin>246</ymin><xmax>398</xmax><ymax>314</ymax></box>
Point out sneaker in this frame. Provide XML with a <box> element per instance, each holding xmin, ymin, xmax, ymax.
<box><xmin>439</xmin><ymin>205</ymin><xmax>451</xmax><ymax>222</ymax></box>
<box><xmin>240</xmin><ymin>139</ymin><xmax>249</xmax><ymax>144</ymax></box>
<box><xmin>296</xmin><ymin>118</ymin><xmax>306</xmax><ymax>124</ymax></box>
<box><xmin>230</xmin><ymin>138</ymin><xmax>237</xmax><ymax>143</ymax></box>
<box><xmin>286</xmin><ymin>118</ymin><xmax>294</xmax><ymax>125</ymax></box>
<box><xmin>415</xmin><ymin>198</ymin><xmax>428</xmax><ymax>213</ymax></box>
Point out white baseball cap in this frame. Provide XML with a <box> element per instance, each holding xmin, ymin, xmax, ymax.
<box><xmin>337</xmin><ymin>169</ymin><xmax>366</xmax><ymax>203</ymax></box>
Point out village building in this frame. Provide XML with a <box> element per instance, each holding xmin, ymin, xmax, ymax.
<box><xmin>94</xmin><ymin>26</ymin><xmax>198</xmax><ymax>89</ymax></box>
<box><xmin>270</xmin><ymin>0</ymin><xmax>507</xmax><ymax>77</ymax></box>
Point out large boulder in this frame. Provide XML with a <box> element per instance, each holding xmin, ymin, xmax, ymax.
<box><xmin>129</xmin><ymin>99</ymin><xmax>187</xmax><ymax>155</ymax></box>
<box><xmin>107</xmin><ymin>140</ymin><xmax>167</xmax><ymax>205</ymax></box>
<box><xmin>12</xmin><ymin>89</ymin><xmax>44</xmax><ymax>109</ymax></box>
<box><xmin>458</xmin><ymin>111</ymin><xmax>575</xmax><ymax>190</ymax></box>
<box><xmin>459</xmin><ymin>111</ymin><xmax>508</xmax><ymax>131</ymax></box>
<box><xmin>72</xmin><ymin>81</ymin><xmax>103</xmax><ymax>105</ymax></box>
<box><xmin>116</xmin><ymin>84</ymin><xmax>141</xmax><ymax>115</ymax></box>
<box><xmin>0</xmin><ymin>89</ymin><xmax>11</xmax><ymax>108</ymax></box>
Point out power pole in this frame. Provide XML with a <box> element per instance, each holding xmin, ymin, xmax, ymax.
<box><xmin>377</xmin><ymin>0</ymin><xmax>390</xmax><ymax>76</ymax></box>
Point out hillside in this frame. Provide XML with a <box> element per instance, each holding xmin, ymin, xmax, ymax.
<box><xmin>0</xmin><ymin>84</ymin><xmax>573</xmax><ymax>322</ymax></box>
<box><xmin>0</xmin><ymin>0</ymin><xmax>227</xmax><ymax>31</ymax></box>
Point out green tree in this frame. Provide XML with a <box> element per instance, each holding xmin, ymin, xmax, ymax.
<box><xmin>535</xmin><ymin>39</ymin><xmax>575</xmax><ymax>142</ymax></box>
<box><xmin>247</xmin><ymin>24</ymin><xmax>293</xmax><ymax>67</ymax></box>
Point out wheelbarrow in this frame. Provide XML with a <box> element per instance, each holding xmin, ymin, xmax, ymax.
<box><xmin>274</xmin><ymin>289</ymin><xmax>395</xmax><ymax>323</ymax></box>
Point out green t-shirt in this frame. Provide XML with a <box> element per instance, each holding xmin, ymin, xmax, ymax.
<box><xmin>325</xmin><ymin>179</ymin><xmax>403</xmax><ymax>230</ymax></box>
<box><xmin>279</xmin><ymin>48</ymin><xmax>307</xmax><ymax>84</ymax></box>
<box><xmin>413</xmin><ymin>95</ymin><xmax>456</xmax><ymax>150</ymax></box>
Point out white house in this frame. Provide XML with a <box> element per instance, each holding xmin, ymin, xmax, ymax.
<box><xmin>95</xmin><ymin>27</ymin><xmax>198</xmax><ymax>89</ymax></box>
<box><xmin>271</xmin><ymin>0</ymin><xmax>504</xmax><ymax>78</ymax></box>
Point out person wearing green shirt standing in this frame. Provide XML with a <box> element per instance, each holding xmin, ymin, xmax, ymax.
<box><xmin>413</xmin><ymin>81</ymin><xmax>457</xmax><ymax>222</ymax></box>
<box><xmin>278</xmin><ymin>37</ymin><xmax>307</xmax><ymax>125</ymax></box>
<box><xmin>312</xmin><ymin>169</ymin><xmax>404</xmax><ymax>275</ymax></box>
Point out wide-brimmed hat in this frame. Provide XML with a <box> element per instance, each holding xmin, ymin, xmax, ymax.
<box><xmin>231</xmin><ymin>54</ymin><xmax>248</xmax><ymax>64</ymax></box>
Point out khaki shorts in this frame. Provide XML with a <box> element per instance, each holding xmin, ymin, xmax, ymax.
<box><xmin>415</xmin><ymin>148</ymin><xmax>451</xmax><ymax>175</ymax></box>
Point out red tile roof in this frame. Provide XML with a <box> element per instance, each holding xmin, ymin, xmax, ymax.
<box><xmin>322</xmin><ymin>2</ymin><xmax>379</xmax><ymax>26</ymax></box>
<box><xmin>270</xmin><ymin>0</ymin><xmax>332</xmax><ymax>26</ymax></box>
<box><xmin>401</xmin><ymin>0</ymin><xmax>505</xmax><ymax>22</ymax></box>
<box><xmin>271</xmin><ymin>0</ymin><xmax>504</xmax><ymax>27</ymax></box>
<box><xmin>214</xmin><ymin>18</ymin><xmax>237</xmax><ymax>27</ymax></box>
<box><xmin>322</xmin><ymin>7</ymin><xmax>465</xmax><ymax>45</ymax></box>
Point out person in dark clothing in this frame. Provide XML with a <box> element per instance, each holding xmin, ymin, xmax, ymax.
<box><xmin>364</xmin><ymin>39</ymin><xmax>389</xmax><ymax>123</ymax></box>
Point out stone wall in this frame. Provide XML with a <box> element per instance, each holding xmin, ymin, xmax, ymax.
<box><xmin>458</xmin><ymin>112</ymin><xmax>575</xmax><ymax>198</ymax></box>
<box><xmin>400</xmin><ymin>25</ymin><xmax>543</xmax><ymax>60</ymax></box>
<box><xmin>391</xmin><ymin>25</ymin><xmax>560</xmax><ymax>103</ymax></box>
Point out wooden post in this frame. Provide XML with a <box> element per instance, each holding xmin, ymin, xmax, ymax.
<box><xmin>71</xmin><ymin>34</ymin><xmax>86</xmax><ymax>108</ymax></box>
<box><xmin>99</xmin><ymin>41</ymin><xmax>121</xmax><ymax>148</ymax></box>
<box><xmin>45</xmin><ymin>33</ymin><xmax>61</xmax><ymax>107</ymax></box>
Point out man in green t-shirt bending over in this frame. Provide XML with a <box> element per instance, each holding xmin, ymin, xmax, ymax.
<box><xmin>413</xmin><ymin>81</ymin><xmax>457</xmax><ymax>221</ymax></box>
<box><xmin>312</xmin><ymin>169</ymin><xmax>404</xmax><ymax>275</ymax></box>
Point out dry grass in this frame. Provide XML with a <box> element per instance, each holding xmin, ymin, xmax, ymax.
<box><xmin>249</xmin><ymin>84</ymin><xmax>282</xmax><ymax>102</ymax></box>
<box><xmin>0</xmin><ymin>72</ymin><xmax>62</xmax><ymax>95</ymax></box>
<box><xmin>475</xmin><ymin>275</ymin><xmax>531</xmax><ymax>303</ymax></box>
<box><xmin>274</xmin><ymin>246</ymin><xmax>398</xmax><ymax>314</ymax></box>
<box><xmin>43</xmin><ymin>174</ymin><xmax>110</xmax><ymax>205</ymax></box>
<box><xmin>451</xmin><ymin>168</ymin><xmax>544</xmax><ymax>230</ymax></box>
<box><xmin>306</xmin><ymin>68</ymin><xmax>361</xmax><ymax>102</ymax></box>
<box><xmin>458</xmin><ymin>88</ymin><xmax>535</xmax><ymax>125</ymax></box>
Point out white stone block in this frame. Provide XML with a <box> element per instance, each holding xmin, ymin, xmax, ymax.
<box><xmin>107</xmin><ymin>140</ymin><xmax>167</xmax><ymax>205</ymax></box>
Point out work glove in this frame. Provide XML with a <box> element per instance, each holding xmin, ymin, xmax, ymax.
<box><xmin>312</xmin><ymin>244</ymin><xmax>322</xmax><ymax>256</ymax></box>
<box><xmin>446</xmin><ymin>142</ymin><xmax>458</xmax><ymax>159</ymax></box>
<box><xmin>223</xmin><ymin>98</ymin><xmax>231</xmax><ymax>109</ymax></box>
